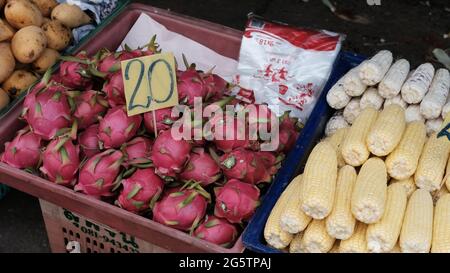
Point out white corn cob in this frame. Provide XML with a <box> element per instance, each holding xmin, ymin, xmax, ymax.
<box><xmin>390</xmin><ymin>177</ymin><xmax>417</xmax><ymax>199</ymax></box>
<box><xmin>426</xmin><ymin>117</ymin><xmax>443</xmax><ymax>136</ymax></box>
<box><xmin>441</xmin><ymin>97</ymin><xmax>450</xmax><ymax>119</ymax></box>
<box><xmin>431</xmin><ymin>193</ymin><xmax>450</xmax><ymax>253</ymax></box>
<box><xmin>341</xmin><ymin>107</ymin><xmax>379</xmax><ymax>166</ymax></box>
<box><xmin>326</xmin><ymin>165</ymin><xmax>357</xmax><ymax>240</ymax></box>
<box><xmin>367</xmin><ymin>104</ymin><xmax>406</xmax><ymax>157</ymax></box>
<box><xmin>359</xmin><ymin>50</ymin><xmax>393</xmax><ymax>86</ymax></box>
<box><xmin>431</xmin><ymin>186</ymin><xmax>449</xmax><ymax>206</ymax></box>
<box><xmin>405</xmin><ymin>104</ymin><xmax>425</xmax><ymax>123</ymax></box>
<box><xmin>301</xmin><ymin>219</ymin><xmax>336</xmax><ymax>253</ymax></box>
<box><xmin>324</xmin><ymin>111</ymin><xmax>349</xmax><ymax>137</ymax></box>
<box><xmin>360</xmin><ymin>87</ymin><xmax>384</xmax><ymax>110</ymax></box>
<box><xmin>288</xmin><ymin>232</ymin><xmax>305</xmax><ymax>253</ymax></box>
<box><xmin>326</xmin><ymin>78</ymin><xmax>351</xmax><ymax>110</ymax></box>
<box><xmin>301</xmin><ymin>142</ymin><xmax>337</xmax><ymax>219</ymax></box>
<box><xmin>383</xmin><ymin>94</ymin><xmax>407</xmax><ymax>110</ymax></box>
<box><xmin>385</xmin><ymin>121</ymin><xmax>427</xmax><ymax>180</ymax></box>
<box><xmin>280</xmin><ymin>175</ymin><xmax>312</xmax><ymax>234</ymax></box>
<box><xmin>329</xmin><ymin>241</ymin><xmax>340</xmax><ymax>253</ymax></box>
<box><xmin>367</xmin><ymin>183</ymin><xmax>407</xmax><ymax>253</ymax></box>
<box><xmin>339</xmin><ymin>222</ymin><xmax>368</xmax><ymax>253</ymax></box>
<box><xmin>325</xmin><ymin>127</ymin><xmax>348</xmax><ymax>168</ymax></box>
<box><xmin>343</xmin><ymin>97</ymin><xmax>362</xmax><ymax>124</ymax></box>
<box><xmin>401</xmin><ymin>63</ymin><xmax>435</xmax><ymax>104</ymax></box>
<box><xmin>420</xmin><ymin>69</ymin><xmax>450</xmax><ymax>119</ymax></box>
<box><xmin>400</xmin><ymin>189</ymin><xmax>433</xmax><ymax>253</ymax></box>
<box><xmin>343</xmin><ymin>66</ymin><xmax>368</xmax><ymax>96</ymax></box>
<box><xmin>351</xmin><ymin>158</ymin><xmax>388</xmax><ymax>224</ymax></box>
<box><xmin>389</xmin><ymin>243</ymin><xmax>402</xmax><ymax>253</ymax></box>
<box><xmin>378</xmin><ymin>59</ymin><xmax>410</xmax><ymax>99</ymax></box>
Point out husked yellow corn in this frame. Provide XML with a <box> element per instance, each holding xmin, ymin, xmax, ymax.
<box><xmin>301</xmin><ymin>219</ymin><xmax>335</xmax><ymax>253</ymax></box>
<box><xmin>385</xmin><ymin>122</ymin><xmax>427</xmax><ymax>180</ymax></box>
<box><xmin>432</xmin><ymin>186</ymin><xmax>449</xmax><ymax>205</ymax></box>
<box><xmin>326</xmin><ymin>165</ymin><xmax>357</xmax><ymax>240</ymax></box>
<box><xmin>367</xmin><ymin>104</ymin><xmax>406</xmax><ymax>156</ymax></box>
<box><xmin>329</xmin><ymin>241</ymin><xmax>340</xmax><ymax>253</ymax></box>
<box><xmin>341</xmin><ymin>107</ymin><xmax>378</xmax><ymax>166</ymax></box>
<box><xmin>339</xmin><ymin>222</ymin><xmax>368</xmax><ymax>253</ymax></box>
<box><xmin>389</xmin><ymin>243</ymin><xmax>402</xmax><ymax>253</ymax></box>
<box><xmin>390</xmin><ymin>177</ymin><xmax>416</xmax><ymax>199</ymax></box>
<box><xmin>288</xmin><ymin>232</ymin><xmax>305</xmax><ymax>253</ymax></box>
<box><xmin>280</xmin><ymin>175</ymin><xmax>311</xmax><ymax>234</ymax></box>
<box><xmin>367</xmin><ymin>183</ymin><xmax>407</xmax><ymax>253</ymax></box>
<box><xmin>301</xmin><ymin>141</ymin><xmax>337</xmax><ymax>219</ymax></box>
<box><xmin>431</xmin><ymin>194</ymin><xmax>450</xmax><ymax>253</ymax></box>
<box><xmin>325</xmin><ymin>127</ymin><xmax>349</xmax><ymax>168</ymax></box>
<box><xmin>351</xmin><ymin>158</ymin><xmax>388</xmax><ymax>224</ymax></box>
<box><xmin>400</xmin><ymin>189</ymin><xmax>433</xmax><ymax>253</ymax></box>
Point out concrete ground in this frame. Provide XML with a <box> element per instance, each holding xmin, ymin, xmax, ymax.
<box><xmin>0</xmin><ymin>0</ymin><xmax>449</xmax><ymax>253</ymax></box>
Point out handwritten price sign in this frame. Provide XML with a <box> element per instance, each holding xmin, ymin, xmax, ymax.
<box><xmin>121</xmin><ymin>52</ymin><xmax>179</xmax><ymax>116</ymax></box>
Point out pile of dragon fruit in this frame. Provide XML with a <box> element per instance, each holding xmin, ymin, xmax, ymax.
<box><xmin>0</xmin><ymin>40</ymin><xmax>301</xmax><ymax>248</ymax></box>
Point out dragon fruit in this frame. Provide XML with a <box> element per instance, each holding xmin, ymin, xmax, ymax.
<box><xmin>75</xmin><ymin>149</ymin><xmax>123</xmax><ymax>197</ymax></box>
<box><xmin>74</xmin><ymin>90</ymin><xmax>108</xmax><ymax>129</ymax></box>
<box><xmin>98</xmin><ymin>106</ymin><xmax>142</xmax><ymax>149</ymax></box>
<box><xmin>276</xmin><ymin>114</ymin><xmax>300</xmax><ymax>153</ymax></box>
<box><xmin>40</xmin><ymin>137</ymin><xmax>80</xmax><ymax>186</ymax></box>
<box><xmin>150</xmin><ymin>129</ymin><xmax>191</xmax><ymax>178</ymax></box>
<box><xmin>59</xmin><ymin>53</ymin><xmax>92</xmax><ymax>89</ymax></box>
<box><xmin>22</xmin><ymin>84</ymin><xmax>73</xmax><ymax>140</ymax></box>
<box><xmin>193</xmin><ymin>215</ymin><xmax>238</xmax><ymax>247</ymax></box>
<box><xmin>79</xmin><ymin>124</ymin><xmax>100</xmax><ymax>158</ymax></box>
<box><xmin>179</xmin><ymin>148</ymin><xmax>221</xmax><ymax>187</ymax></box>
<box><xmin>153</xmin><ymin>187</ymin><xmax>208</xmax><ymax>231</ymax></box>
<box><xmin>203</xmin><ymin>73</ymin><xmax>228</xmax><ymax>101</ymax></box>
<box><xmin>96</xmin><ymin>51</ymin><xmax>137</xmax><ymax>74</ymax></box>
<box><xmin>103</xmin><ymin>72</ymin><xmax>125</xmax><ymax>107</ymax></box>
<box><xmin>121</xmin><ymin>137</ymin><xmax>152</xmax><ymax>166</ymax></box>
<box><xmin>214</xmin><ymin>179</ymin><xmax>260</xmax><ymax>223</ymax></box>
<box><xmin>177</xmin><ymin>69</ymin><xmax>207</xmax><ymax>106</ymax></box>
<box><xmin>143</xmin><ymin>107</ymin><xmax>177</xmax><ymax>134</ymax></box>
<box><xmin>209</xmin><ymin>113</ymin><xmax>255</xmax><ymax>152</ymax></box>
<box><xmin>1</xmin><ymin>128</ymin><xmax>41</xmax><ymax>169</ymax></box>
<box><xmin>117</xmin><ymin>168</ymin><xmax>163</xmax><ymax>214</ymax></box>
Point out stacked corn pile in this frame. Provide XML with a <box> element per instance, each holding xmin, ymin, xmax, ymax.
<box><xmin>264</xmin><ymin>105</ymin><xmax>450</xmax><ymax>253</ymax></box>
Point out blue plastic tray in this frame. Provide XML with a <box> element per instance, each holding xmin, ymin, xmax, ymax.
<box><xmin>242</xmin><ymin>51</ymin><xmax>367</xmax><ymax>253</ymax></box>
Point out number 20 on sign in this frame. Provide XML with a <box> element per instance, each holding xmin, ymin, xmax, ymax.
<box><xmin>121</xmin><ymin>52</ymin><xmax>179</xmax><ymax>116</ymax></box>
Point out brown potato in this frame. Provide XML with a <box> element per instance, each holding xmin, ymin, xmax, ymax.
<box><xmin>0</xmin><ymin>88</ymin><xmax>10</xmax><ymax>111</ymax></box>
<box><xmin>0</xmin><ymin>19</ymin><xmax>16</xmax><ymax>42</ymax></box>
<box><xmin>2</xmin><ymin>70</ymin><xmax>37</xmax><ymax>97</ymax></box>
<box><xmin>42</xmin><ymin>20</ymin><xmax>72</xmax><ymax>51</ymax></box>
<box><xmin>11</xmin><ymin>25</ymin><xmax>47</xmax><ymax>63</ymax></box>
<box><xmin>51</xmin><ymin>3</ymin><xmax>91</xmax><ymax>28</ymax></box>
<box><xmin>30</xmin><ymin>0</ymin><xmax>57</xmax><ymax>17</ymax></box>
<box><xmin>4</xmin><ymin>0</ymin><xmax>43</xmax><ymax>28</ymax></box>
<box><xmin>32</xmin><ymin>48</ymin><xmax>59</xmax><ymax>73</ymax></box>
<box><xmin>0</xmin><ymin>43</ymin><xmax>16</xmax><ymax>83</ymax></box>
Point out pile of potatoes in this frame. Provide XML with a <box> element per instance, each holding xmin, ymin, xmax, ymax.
<box><xmin>0</xmin><ymin>0</ymin><xmax>92</xmax><ymax>110</ymax></box>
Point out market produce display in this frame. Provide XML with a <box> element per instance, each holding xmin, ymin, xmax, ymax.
<box><xmin>0</xmin><ymin>40</ymin><xmax>301</xmax><ymax>248</ymax></box>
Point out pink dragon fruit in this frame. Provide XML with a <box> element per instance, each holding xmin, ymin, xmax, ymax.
<box><xmin>193</xmin><ymin>215</ymin><xmax>238</xmax><ymax>247</ymax></box>
<box><xmin>117</xmin><ymin>168</ymin><xmax>164</xmax><ymax>214</ymax></box>
<box><xmin>79</xmin><ymin>124</ymin><xmax>100</xmax><ymax>158</ymax></box>
<box><xmin>143</xmin><ymin>107</ymin><xmax>177</xmax><ymax>134</ymax></box>
<box><xmin>40</xmin><ymin>137</ymin><xmax>80</xmax><ymax>186</ymax></box>
<box><xmin>1</xmin><ymin>128</ymin><xmax>41</xmax><ymax>169</ymax></box>
<box><xmin>203</xmin><ymin>73</ymin><xmax>228</xmax><ymax>101</ymax></box>
<box><xmin>75</xmin><ymin>149</ymin><xmax>123</xmax><ymax>197</ymax></box>
<box><xmin>153</xmin><ymin>187</ymin><xmax>208</xmax><ymax>231</ymax></box>
<box><xmin>98</xmin><ymin>106</ymin><xmax>142</xmax><ymax>149</ymax></box>
<box><xmin>276</xmin><ymin>114</ymin><xmax>300</xmax><ymax>153</ymax></box>
<box><xmin>59</xmin><ymin>53</ymin><xmax>93</xmax><ymax>89</ymax></box>
<box><xmin>102</xmin><ymin>72</ymin><xmax>125</xmax><ymax>107</ymax></box>
<box><xmin>179</xmin><ymin>148</ymin><xmax>221</xmax><ymax>187</ymax></box>
<box><xmin>150</xmin><ymin>129</ymin><xmax>191</xmax><ymax>178</ymax></box>
<box><xmin>121</xmin><ymin>137</ymin><xmax>152</xmax><ymax>166</ymax></box>
<box><xmin>22</xmin><ymin>84</ymin><xmax>73</xmax><ymax>140</ymax></box>
<box><xmin>96</xmin><ymin>51</ymin><xmax>137</xmax><ymax>74</ymax></box>
<box><xmin>177</xmin><ymin>69</ymin><xmax>207</xmax><ymax>106</ymax></box>
<box><xmin>209</xmin><ymin>113</ymin><xmax>255</xmax><ymax>152</ymax></box>
<box><xmin>74</xmin><ymin>90</ymin><xmax>108</xmax><ymax>129</ymax></box>
<box><xmin>214</xmin><ymin>179</ymin><xmax>260</xmax><ymax>223</ymax></box>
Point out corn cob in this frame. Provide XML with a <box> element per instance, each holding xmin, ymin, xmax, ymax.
<box><xmin>431</xmin><ymin>193</ymin><xmax>450</xmax><ymax>253</ymax></box>
<box><xmin>415</xmin><ymin>133</ymin><xmax>450</xmax><ymax>192</ymax></box>
<box><xmin>367</xmin><ymin>183</ymin><xmax>407</xmax><ymax>253</ymax></box>
<box><xmin>339</xmin><ymin>222</ymin><xmax>368</xmax><ymax>253</ymax></box>
<box><xmin>326</xmin><ymin>78</ymin><xmax>351</xmax><ymax>110</ymax></box>
<box><xmin>301</xmin><ymin>219</ymin><xmax>336</xmax><ymax>253</ymax></box>
<box><xmin>359</xmin><ymin>50</ymin><xmax>393</xmax><ymax>86</ymax></box>
<box><xmin>389</xmin><ymin>243</ymin><xmax>402</xmax><ymax>253</ymax></box>
<box><xmin>325</xmin><ymin>111</ymin><xmax>349</xmax><ymax>137</ymax></box>
<box><xmin>360</xmin><ymin>87</ymin><xmax>384</xmax><ymax>110</ymax></box>
<box><xmin>343</xmin><ymin>97</ymin><xmax>362</xmax><ymax>124</ymax></box>
<box><xmin>351</xmin><ymin>157</ymin><xmax>388</xmax><ymax>224</ymax></box>
<box><xmin>442</xmin><ymin>97</ymin><xmax>450</xmax><ymax>119</ymax></box>
<box><xmin>378</xmin><ymin>59</ymin><xmax>410</xmax><ymax>99</ymax></box>
<box><xmin>280</xmin><ymin>175</ymin><xmax>312</xmax><ymax>234</ymax></box>
<box><xmin>329</xmin><ymin>241</ymin><xmax>340</xmax><ymax>253</ymax></box>
<box><xmin>288</xmin><ymin>232</ymin><xmax>305</xmax><ymax>253</ymax></box>
<box><xmin>301</xmin><ymin>141</ymin><xmax>337</xmax><ymax>219</ymax></box>
<box><xmin>383</xmin><ymin>94</ymin><xmax>407</xmax><ymax>110</ymax></box>
<box><xmin>341</xmin><ymin>107</ymin><xmax>379</xmax><ymax>166</ymax></box>
<box><xmin>420</xmin><ymin>69</ymin><xmax>450</xmax><ymax>119</ymax></box>
<box><xmin>431</xmin><ymin>186</ymin><xmax>449</xmax><ymax>206</ymax></box>
<box><xmin>343</xmin><ymin>66</ymin><xmax>367</xmax><ymax>97</ymax></box>
<box><xmin>326</xmin><ymin>165</ymin><xmax>357</xmax><ymax>240</ymax></box>
<box><xmin>390</xmin><ymin>177</ymin><xmax>417</xmax><ymax>199</ymax></box>
<box><xmin>401</xmin><ymin>63</ymin><xmax>435</xmax><ymax>104</ymax></box>
<box><xmin>425</xmin><ymin>117</ymin><xmax>443</xmax><ymax>136</ymax></box>
<box><xmin>405</xmin><ymin>104</ymin><xmax>425</xmax><ymax>123</ymax></box>
<box><xmin>447</xmin><ymin>157</ymin><xmax>450</xmax><ymax>192</ymax></box>
<box><xmin>385</xmin><ymin>121</ymin><xmax>427</xmax><ymax>180</ymax></box>
<box><xmin>264</xmin><ymin>181</ymin><xmax>295</xmax><ymax>249</ymax></box>
<box><xmin>325</xmin><ymin>127</ymin><xmax>348</xmax><ymax>168</ymax></box>
<box><xmin>367</xmin><ymin>104</ymin><xmax>406</xmax><ymax>157</ymax></box>
<box><xmin>400</xmin><ymin>189</ymin><xmax>433</xmax><ymax>253</ymax></box>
